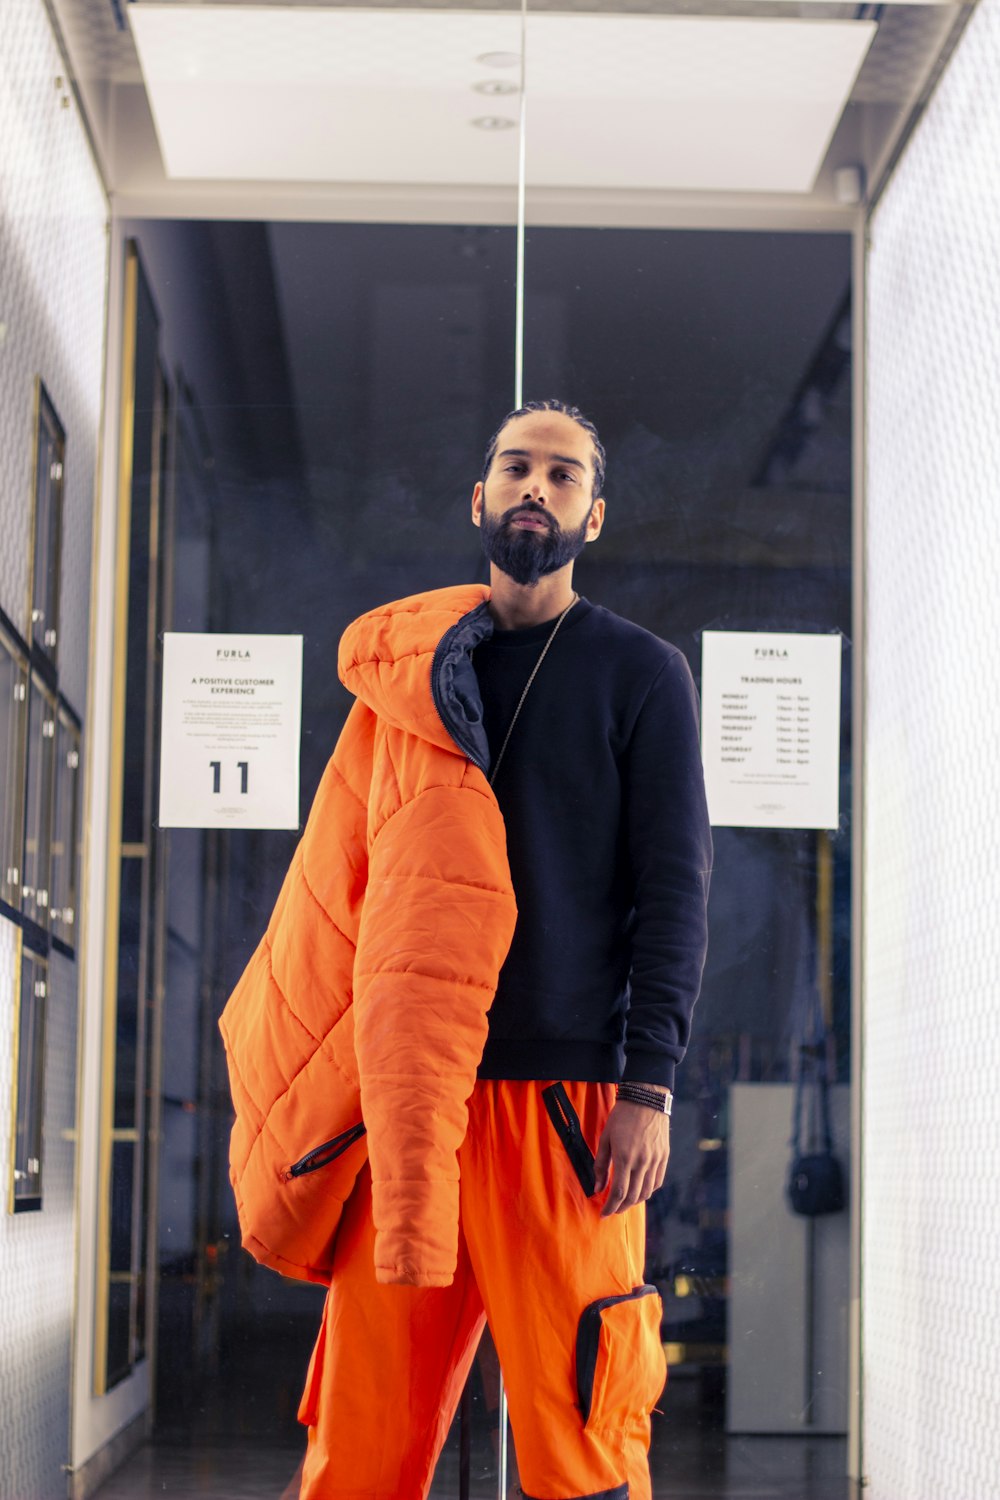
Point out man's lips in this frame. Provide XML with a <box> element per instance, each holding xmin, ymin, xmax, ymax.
<box><xmin>509</xmin><ymin>512</ymin><xmax>551</xmax><ymax>531</ymax></box>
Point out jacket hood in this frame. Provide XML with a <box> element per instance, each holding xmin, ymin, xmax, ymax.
<box><xmin>338</xmin><ymin>584</ymin><xmax>494</xmax><ymax>761</ymax></box>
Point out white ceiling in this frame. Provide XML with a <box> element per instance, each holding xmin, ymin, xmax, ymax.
<box><xmin>128</xmin><ymin>6</ymin><xmax>877</xmax><ymax>193</ymax></box>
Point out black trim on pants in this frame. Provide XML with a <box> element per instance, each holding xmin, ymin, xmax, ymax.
<box><xmin>576</xmin><ymin>1285</ymin><xmax>660</xmax><ymax>1423</ymax></box>
<box><xmin>521</xmin><ymin>1487</ymin><xmax>628</xmax><ymax>1500</ymax></box>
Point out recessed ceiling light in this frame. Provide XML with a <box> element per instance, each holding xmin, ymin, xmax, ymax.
<box><xmin>475</xmin><ymin>50</ymin><xmax>520</xmax><ymax>68</ymax></box>
<box><xmin>473</xmin><ymin>79</ymin><xmax>519</xmax><ymax>96</ymax></box>
<box><xmin>471</xmin><ymin>115</ymin><xmax>517</xmax><ymax>131</ymax></box>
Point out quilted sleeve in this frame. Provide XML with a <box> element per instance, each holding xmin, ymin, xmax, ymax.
<box><xmin>353</xmin><ymin>778</ymin><xmax>517</xmax><ymax>1287</ymax></box>
<box><xmin>220</xmin><ymin>700</ymin><xmax>376</xmax><ymax>1256</ymax></box>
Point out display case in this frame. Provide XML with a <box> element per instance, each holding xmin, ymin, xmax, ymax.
<box><xmin>50</xmin><ymin>705</ymin><xmax>82</xmax><ymax>951</ymax></box>
<box><xmin>0</xmin><ymin>620</ymin><xmax>29</xmax><ymax>911</ymax></box>
<box><xmin>9</xmin><ymin>936</ymin><xmax>47</xmax><ymax>1213</ymax></box>
<box><xmin>28</xmin><ymin>380</ymin><xmax>66</xmax><ymax>668</ymax></box>
<box><xmin>21</xmin><ymin>673</ymin><xmax>57</xmax><ymax>931</ymax></box>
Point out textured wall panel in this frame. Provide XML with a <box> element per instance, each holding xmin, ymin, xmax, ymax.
<box><xmin>0</xmin><ymin>1</ymin><xmax>107</xmax><ymax>1497</ymax></box>
<box><xmin>0</xmin><ymin>0</ymin><xmax>108</xmax><ymax>714</ymax></box>
<box><xmin>0</xmin><ymin>945</ymin><xmax>80</xmax><ymax>1500</ymax></box>
<box><xmin>864</xmin><ymin>1</ymin><xmax>1000</xmax><ymax>1495</ymax></box>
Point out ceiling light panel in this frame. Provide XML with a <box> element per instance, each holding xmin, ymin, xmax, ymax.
<box><xmin>128</xmin><ymin>6</ymin><xmax>876</xmax><ymax>193</ymax></box>
<box><xmin>524</xmin><ymin>15</ymin><xmax>876</xmax><ymax>193</ymax></box>
<box><xmin>128</xmin><ymin>6</ymin><xmax>524</xmax><ymax>183</ymax></box>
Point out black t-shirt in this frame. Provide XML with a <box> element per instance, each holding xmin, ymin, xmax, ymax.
<box><xmin>472</xmin><ymin>597</ymin><xmax>712</xmax><ymax>1089</ymax></box>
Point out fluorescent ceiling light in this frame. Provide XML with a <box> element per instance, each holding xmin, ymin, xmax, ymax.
<box><xmin>128</xmin><ymin>6</ymin><xmax>876</xmax><ymax>193</ymax></box>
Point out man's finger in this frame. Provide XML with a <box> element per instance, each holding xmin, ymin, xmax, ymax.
<box><xmin>618</xmin><ymin>1168</ymin><xmax>652</xmax><ymax>1214</ymax></box>
<box><xmin>594</xmin><ymin>1132</ymin><xmax>612</xmax><ymax>1194</ymax></box>
<box><xmin>600</xmin><ymin>1165</ymin><xmax>630</xmax><ymax>1217</ymax></box>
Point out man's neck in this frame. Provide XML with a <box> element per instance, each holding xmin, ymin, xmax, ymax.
<box><xmin>487</xmin><ymin>566</ymin><xmax>577</xmax><ymax>631</ymax></box>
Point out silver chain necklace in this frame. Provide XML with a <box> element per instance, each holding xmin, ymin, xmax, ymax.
<box><xmin>488</xmin><ymin>594</ymin><xmax>578</xmax><ymax>788</ymax></box>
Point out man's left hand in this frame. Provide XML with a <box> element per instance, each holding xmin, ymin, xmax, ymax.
<box><xmin>594</xmin><ymin>1093</ymin><xmax>671</xmax><ymax>1217</ymax></box>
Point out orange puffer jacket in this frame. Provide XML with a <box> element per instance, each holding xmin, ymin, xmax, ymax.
<box><xmin>220</xmin><ymin>584</ymin><xmax>517</xmax><ymax>1289</ymax></box>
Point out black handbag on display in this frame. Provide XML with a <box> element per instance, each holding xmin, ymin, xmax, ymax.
<box><xmin>786</xmin><ymin>1039</ymin><xmax>846</xmax><ymax>1218</ymax></box>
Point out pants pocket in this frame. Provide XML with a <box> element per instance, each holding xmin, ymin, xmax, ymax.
<box><xmin>541</xmin><ymin>1082</ymin><xmax>597</xmax><ymax>1196</ymax></box>
<box><xmin>576</xmin><ymin>1284</ymin><xmax>665</xmax><ymax>1430</ymax></box>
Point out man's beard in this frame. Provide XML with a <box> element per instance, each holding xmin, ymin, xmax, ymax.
<box><xmin>479</xmin><ymin>502</ymin><xmax>592</xmax><ymax>587</ymax></box>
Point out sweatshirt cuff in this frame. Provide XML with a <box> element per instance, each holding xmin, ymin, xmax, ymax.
<box><xmin>621</xmin><ymin>1052</ymin><xmax>676</xmax><ymax>1091</ymax></box>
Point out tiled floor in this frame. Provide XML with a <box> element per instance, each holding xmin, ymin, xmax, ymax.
<box><xmin>94</xmin><ymin>1378</ymin><xmax>851</xmax><ymax>1500</ymax></box>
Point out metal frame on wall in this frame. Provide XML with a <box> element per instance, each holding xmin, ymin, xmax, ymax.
<box><xmin>3</xmin><ymin>370</ymin><xmax>85</xmax><ymax>1219</ymax></box>
<box><xmin>94</xmin><ymin>239</ymin><xmax>174</xmax><ymax>1398</ymax></box>
<box><xmin>27</xmin><ymin>378</ymin><xmax>66</xmax><ymax>668</ymax></box>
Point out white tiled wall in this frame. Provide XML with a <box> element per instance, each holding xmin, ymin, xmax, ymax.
<box><xmin>864</xmin><ymin>0</ymin><xmax>1000</xmax><ymax>1494</ymax></box>
<box><xmin>0</xmin><ymin>0</ymin><xmax>108</xmax><ymax>1496</ymax></box>
<box><xmin>0</xmin><ymin>0</ymin><xmax>108</xmax><ymax>709</ymax></box>
<box><xmin>0</xmin><ymin>938</ymin><xmax>80</xmax><ymax>1500</ymax></box>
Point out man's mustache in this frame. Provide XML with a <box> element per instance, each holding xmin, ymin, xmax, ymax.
<box><xmin>503</xmin><ymin>504</ymin><xmax>558</xmax><ymax>533</ymax></box>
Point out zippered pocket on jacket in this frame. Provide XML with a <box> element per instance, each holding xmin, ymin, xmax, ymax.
<box><xmin>541</xmin><ymin>1082</ymin><xmax>597</xmax><ymax>1197</ymax></box>
<box><xmin>576</xmin><ymin>1284</ymin><xmax>664</xmax><ymax>1428</ymax></box>
<box><xmin>286</xmin><ymin>1122</ymin><xmax>367</xmax><ymax>1179</ymax></box>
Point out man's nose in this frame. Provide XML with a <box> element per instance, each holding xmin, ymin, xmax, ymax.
<box><xmin>522</xmin><ymin>482</ymin><xmax>547</xmax><ymax>505</ymax></box>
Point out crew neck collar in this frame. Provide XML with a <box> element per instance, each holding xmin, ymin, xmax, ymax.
<box><xmin>484</xmin><ymin>596</ymin><xmax>592</xmax><ymax>647</ymax></box>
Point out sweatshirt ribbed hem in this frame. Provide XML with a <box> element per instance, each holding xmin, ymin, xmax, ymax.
<box><xmin>477</xmin><ymin>1039</ymin><xmax>678</xmax><ymax>1090</ymax></box>
<box><xmin>477</xmin><ymin>1038</ymin><xmax>623</xmax><ymax>1083</ymax></box>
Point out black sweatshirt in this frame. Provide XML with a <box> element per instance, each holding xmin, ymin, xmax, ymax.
<box><xmin>472</xmin><ymin>597</ymin><xmax>712</xmax><ymax>1090</ymax></box>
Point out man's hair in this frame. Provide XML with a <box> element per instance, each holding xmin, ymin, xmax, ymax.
<box><xmin>481</xmin><ymin>399</ymin><xmax>606</xmax><ymax>498</ymax></box>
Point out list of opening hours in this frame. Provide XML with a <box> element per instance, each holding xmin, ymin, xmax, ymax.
<box><xmin>700</xmin><ymin>631</ymin><xmax>841</xmax><ymax>830</ymax></box>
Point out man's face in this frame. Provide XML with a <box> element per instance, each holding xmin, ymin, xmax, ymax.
<box><xmin>472</xmin><ymin>411</ymin><xmax>605</xmax><ymax>586</ymax></box>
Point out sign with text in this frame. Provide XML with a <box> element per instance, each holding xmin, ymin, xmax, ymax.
<box><xmin>158</xmin><ymin>633</ymin><xmax>303</xmax><ymax>829</ymax></box>
<box><xmin>701</xmin><ymin>631</ymin><xmax>842</xmax><ymax>830</ymax></box>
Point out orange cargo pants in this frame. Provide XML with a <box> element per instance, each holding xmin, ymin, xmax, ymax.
<box><xmin>297</xmin><ymin>1079</ymin><xmax>666</xmax><ymax>1500</ymax></box>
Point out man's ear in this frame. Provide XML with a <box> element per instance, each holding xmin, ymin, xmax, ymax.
<box><xmin>471</xmin><ymin>481</ymin><xmax>484</xmax><ymax>528</ymax></box>
<box><xmin>586</xmin><ymin>497</ymin><xmax>606</xmax><ymax>542</ymax></box>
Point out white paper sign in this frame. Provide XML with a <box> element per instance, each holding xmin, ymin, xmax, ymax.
<box><xmin>701</xmin><ymin>631</ymin><xmax>842</xmax><ymax>830</ymax></box>
<box><xmin>158</xmin><ymin>633</ymin><xmax>303</xmax><ymax>830</ymax></box>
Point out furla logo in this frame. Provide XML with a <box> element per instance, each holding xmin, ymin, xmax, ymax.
<box><xmin>754</xmin><ymin>647</ymin><xmax>789</xmax><ymax>660</ymax></box>
<box><xmin>217</xmin><ymin>648</ymin><xmax>251</xmax><ymax>659</ymax></box>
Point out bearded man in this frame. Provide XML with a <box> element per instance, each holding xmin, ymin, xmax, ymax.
<box><xmin>222</xmin><ymin>400</ymin><xmax>712</xmax><ymax>1500</ymax></box>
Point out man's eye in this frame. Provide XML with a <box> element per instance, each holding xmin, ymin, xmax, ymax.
<box><xmin>555</xmin><ymin>470</ymin><xmax>576</xmax><ymax>483</ymax></box>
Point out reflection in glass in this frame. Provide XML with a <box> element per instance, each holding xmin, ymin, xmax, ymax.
<box><xmin>11</xmin><ymin>944</ymin><xmax>46</xmax><ymax>1212</ymax></box>
<box><xmin>0</xmin><ymin>627</ymin><xmax>29</xmax><ymax>909</ymax></box>
<box><xmin>30</xmin><ymin>381</ymin><xmax>65</xmax><ymax>664</ymax></box>
<box><xmin>114</xmin><ymin>855</ymin><xmax>143</xmax><ymax>1129</ymax></box>
<box><xmin>21</xmin><ymin>673</ymin><xmax>56</xmax><ymax>929</ymax></box>
<box><xmin>50</xmin><ymin>709</ymin><xmax>81</xmax><ymax>947</ymax></box>
<box><xmin>107</xmin><ymin>1138</ymin><xmax>137</xmax><ymax>1390</ymax></box>
<box><xmin>106</xmin><ymin>1281</ymin><xmax>133</xmax><ymax>1392</ymax></box>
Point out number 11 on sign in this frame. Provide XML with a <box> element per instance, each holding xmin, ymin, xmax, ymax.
<box><xmin>210</xmin><ymin>761</ymin><xmax>250</xmax><ymax>795</ymax></box>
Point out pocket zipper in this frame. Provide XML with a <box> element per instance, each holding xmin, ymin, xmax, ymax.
<box><xmin>286</xmin><ymin>1122</ymin><xmax>367</xmax><ymax>1179</ymax></box>
<box><xmin>541</xmin><ymin>1082</ymin><xmax>597</xmax><ymax>1197</ymax></box>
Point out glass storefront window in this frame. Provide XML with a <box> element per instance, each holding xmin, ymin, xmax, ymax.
<box><xmin>127</xmin><ymin>214</ymin><xmax>852</xmax><ymax>1472</ymax></box>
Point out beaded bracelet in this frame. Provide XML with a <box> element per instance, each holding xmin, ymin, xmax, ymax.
<box><xmin>616</xmin><ymin>1082</ymin><xmax>673</xmax><ymax>1115</ymax></box>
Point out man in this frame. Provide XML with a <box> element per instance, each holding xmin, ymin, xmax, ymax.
<box><xmin>221</xmin><ymin>400</ymin><xmax>712</xmax><ymax>1500</ymax></box>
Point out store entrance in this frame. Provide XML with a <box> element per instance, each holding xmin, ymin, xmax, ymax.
<box><xmin>106</xmin><ymin>216</ymin><xmax>853</xmax><ymax>1499</ymax></box>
